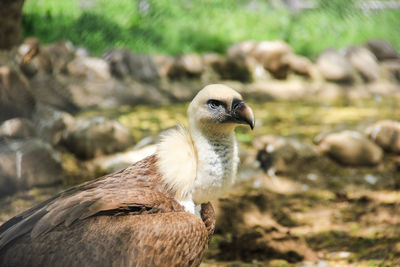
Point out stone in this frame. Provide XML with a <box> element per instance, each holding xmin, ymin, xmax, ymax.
<box><xmin>67</xmin><ymin>56</ymin><xmax>111</xmax><ymax>81</ymax></box>
<box><xmin>316</xmin><ymin>48</ymin><xmax>355</xmax><ymax>83</ymax></box>
<box><xmin>381</xmin><ymin>59</ymin><xmax>400</xmax><ymax>83</ymax></box>
<box><xmin>87</xmin><ymin>144</ymin><xmax>157</xmax><ymax>174</ymax></box>
<box><xmin>213</xmin><ymin>42</ymin><xmax>268</xmax><ymax>82</ymax></box>
<box><xmin>286</xmin><ymin>54</ymin><xmax>313</xmax><ymax>78</ymax></box>
<box><xmin>364</xmin><ymin>39</ymin><xmax>399</xmax><ymax>61</ymax></box>
<box><xmin>252</xmin><ymin>41</ymin><xmax>293</xmax><ymax>79</ymax></box>
<box><xmin>168</xmin><ymin>54</ymin><xmax>204</xmax><ymax>79</ymax></box>
<box><xmin>365</xmin><ymin>120</ymin><xmax>400</xmax><ymax>154</ymax></box>
<box><xmin>153</xmin><ymin>54</ymin><xmax>175</xmax><ymax>77</ymax></box>
<box><xmin>29</xmin><ymin>74</ymin><xmax>78</xmax><ymax>112</ymax></box>
<box><xmin>103</xmin><ymin>49</ymin><xmax>160</xmax><ymax>83</ymax></box>
<box><xmin>254</xmin><ymin>135</ymin><xmax>318</xmax><ymax>175</ymax></box>
<box><xmin>317</xmin><ymin>130</ymin><xmax>383</xmax><ymax>166</ymax></box>
<box><xmin>65</xmin><ymin>77</ymin><xmax>169</xmax><ymax>109</ymax></box>
<box><xmin>17</xmin><ymin>37</ymin><xmax>39</xmax><ymax>66</ymax></box>
<box><xmin>62</xmin><ymin>117</ymin><xmax>134</xmax><ymax>159</ymax></box>
<box><xmin>0</xmin><ymin>139</ymin><xmax>64</xmax><ymax>191</ymax></box>
<box><xmin>42</xmin><ymin>41</ymin><xmax>76</xmax><ymax>74</ymax></box>
<box><xmin>33</xmin><ymin>104</ymin><xmax>75</xmax><ymax>145</ymax></box>
<box><xmin>0</xmin><ymin>118</ymin><xmax>35</xmax><ymax>140</ymax></box>
<box><xmin>242</xmin><ymin>80</ymin><xmax>310</xmax><ymax>101</ymax></box>
<box><xmin>0</xmin><ymin>64</ymin><xmax>36</xmax><ymax>122</ymax></box>
<box><xmin>17</xmin><ymin>38</ymin><xmax>53</xmax><ymax>78</ymax></box>
<box><xmin>345</xmin><ymin>46</ymin><xmax>380</xmax><ymax>82</ymax></box>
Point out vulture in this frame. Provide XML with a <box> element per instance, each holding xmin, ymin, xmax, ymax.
<box><xmin>0</xmin><ymin>84</ymin><xmax>255</xmax><ymax>267</ymax></box>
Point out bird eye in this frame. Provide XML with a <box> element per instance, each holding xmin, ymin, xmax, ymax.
<box><xmin>207</xmin><ymin>100</ymin><xmax>221</xmax><ymax>110</ymax></box>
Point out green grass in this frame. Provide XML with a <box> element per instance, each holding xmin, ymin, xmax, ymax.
<box><xmin>23</xmin><ymin>0</ymin><xmax>400</xmax><ymax>58</ymax></box>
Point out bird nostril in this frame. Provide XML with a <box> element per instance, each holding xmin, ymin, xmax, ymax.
<box><xmin>232</xmin><ymin>98</ymin><xmax>243</xmax><ymax>111</ymax></box>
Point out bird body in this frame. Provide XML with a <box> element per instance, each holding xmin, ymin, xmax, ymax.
<box><xmin>0</xmin><ymin>84</ymin><xmax>254</xmax><ymax>266</ymax></box>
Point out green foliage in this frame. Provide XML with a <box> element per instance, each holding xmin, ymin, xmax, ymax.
<box><xmin>23</xmin><ymin>0</ymin><xmax>400</xmax><ymax>57</ymax></box>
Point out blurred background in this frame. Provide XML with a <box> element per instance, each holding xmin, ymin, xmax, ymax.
<box><xmin>1</xmin><ymin>0</ymin><xmax>400</xmax><ymax>266</ymax></box>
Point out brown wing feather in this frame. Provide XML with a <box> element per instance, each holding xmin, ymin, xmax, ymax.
<box><xmin>0</xmin><ymin>212</ymin><xmax>209</xmax><ymax>267</ymax></box>
<box><xmin>0</xmin><ymin>155</ymin><xmax>182</xmax><ymax>250</ymax></box>
<box><xmin>0</xmin><ymin>154</ymin><xmax>217</xmax><ymax>267</ymax></box>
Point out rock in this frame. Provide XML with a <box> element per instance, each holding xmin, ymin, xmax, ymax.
<box><xmin>242</xmin><ymin>80</ymin><xmax>310</xmax><ymax>100</ymax></box>
<box><xmin>153</xmin><ymin>54</ymin><xmax>174</xmax><ymax>77</ymax></box>
<box><xmin>17</xmin><ymin>38</ymin><xmax>52</xmax><ymax>78</ymax></box>
<box><xmin>210</xmin><ymin>42</ymin><xmax>267</xmax><ymax>82</ymax></box>
<box><xmin>227</xmin><ymin>40</ymin><xmax>257</xmax><ymax>59</ymax></box>
<box><xmin>0</xmin><ymin>63</ymin><xmax>36</xmax><ymax>122</ymax></box>
<box><xmin>33</xmin><ymin>104</ymin><xmax>75</xmax><ymax>145</ymax></box>
<box><xmin>252</xmin><ymin>41</ymin><xmax>293</xmax><ymax>79</ymax></box>
<box><xmin>364</xmin><ymin>39</ymin><xmax>399</xmax><ymax>61</ymax></box>
<box><xmin>316</xmin><ymin>48</ymin><xmax>355</xmax><ymax>83</ymax></box>
<box><xmin>67</xmin><ymin>56</ymin><xmax>111</xmax><ymax>81</ymax></box>
<box><xmin>103</xmin><ymin>49</ymin><xmax>160</xmax><ymax>83</ymax></box>
<box><xmin>345</xmin><ymin>46</ymin><xmax>380</xmax><ymax>82</ymax></box>
<box><xmin>158</xmin><ymin>79</ymin><xmax>203</xmax><ymax>102</ymax></box>
<box><xmin>254</xmin><ymin>135</ymin><xmax>318</xmax><ymax>175</ymax></box>
<box><xmin>317</xmin><ymin>130</ymin><xmax>383</xmax><ymax>166</ymax></box>
<box><xmin>87</xmin><ymin>144</ymin><xmax>157</xmax><ymax>174</ymax></box>
<box><xmin>42</xmin><ymin>41</ymin><xmax>76</xmax><ymax>74</ymax></box>
<box><xmin>65</xmin><ymin>77</ymin><xmax>169</xmax><ymax>109</ymax></box>
<box><xmin>381</xmin><ymin>59</ymin><xmax>400</xmax><ymax>83</ymax></box>
<box><xmin>0</xmin><ymin>139</ymin><xmax>64</xmax><ymax>192</ymax></box>
<box><xmin>168</xmin><ymin>54</ymin><xmax>204</xmax><ymax>79</ymax></box>
<box><xmin>62</xmin><ymin>117</ymin><xmax>134</xmax><ymax>159</ymax></box>
<box><xmin>286</xmin><ymin>54</ymin><xmax>313</xmax><ymax>78</ymax></box>
<box><xmin>30</xmin><ymin>74</ymin><xmax>78</xmax><ymax>112</ymax></box>
<box><xmin>365</xmin><ymin>120</ymin><xmax>400</xmax><ymax>154</ymax></box>
<box><xmin>17</xmin><ymin>37</ymin><xmax>39</xmax><ymax>65</ymax></box>
<box><xmin>0</xmin><ymin>118</ymin><xmax>35</xmax><ymax>139</ymax></box>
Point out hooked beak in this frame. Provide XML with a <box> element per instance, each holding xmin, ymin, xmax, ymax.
<box><xmin>231</xmin><ymin>98</ymin><xmax>255</xmax><ymax>130</ymax></box>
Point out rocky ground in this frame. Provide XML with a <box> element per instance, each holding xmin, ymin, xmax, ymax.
<box><xmin>1</xmin><ymin>38</ymin><xmax>400</xmax><ymax>266</ymax></box>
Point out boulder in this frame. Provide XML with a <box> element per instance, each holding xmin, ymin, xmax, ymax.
<box><xmin>17</xmin><ymin>37</ymin><xmax>39</xmax><ymax>65</ymax></box>
<box><xmin>242</xmin><ymin>80</ymin><xmax>310</xmax><ymax>101</ymax></box>
<box><xmin>87</xmin><ymin>144</ymin><xmax>157</xmax><ymax>174</ymax></box>
<box><xmin>42</xmin><ymin>41</ymin><xmax>76</xmax><ymax>74</ymax></box>
<box><xmin>103</xmin><ymin>49</ymin><xmax>160</xmax><ymax>83</ymax></box>
<box><xmin>167</xmin><ymin>54</ymin><xmax>204</xmax><ymax>79</ymax></box>
<box><xmin>227</xmin><ymin>41</ymin><xmax>257</xmax><ymax>59</ymax></box>
<box><xmin>381</xmin><ymin>59</ymin><xmax>400</xmax><ymax>83</ymax></box>
<box><xmin>33</xmin><ymin>104</ymin><xmax>75</xmax><ymax>145</ymax></box>
<box><xmin>364</xmin><ymin>39</ymin><xmax>399</xmax><ymax>61</ymax></box>
<box><xmin>252</xmin><ymin>41</ymin><xmax>293</xmax><ymax>79</ymax></box>
<box><xmin>16</xmin><ymin>38</ymin><xmax>53</xmax><ymax>78</ymax></box>
<box><xmin>254</xmin><ymin>135</ymin><xmax>318</xmax><ymax>175</ymax></box>
<box><xmin>153</xmin><ymin>54</ymin><xmax>175</xmax><ymax>77</ymax></box>
<box><xmin>0</xmin><ymin>139</ymin><xmax>64</xmax><ymax>192</ymax></box>
<box><xmin>0</xmin><ymin>63</ymin><xmax>36</xmax><ymax>122</ymax></box>
<box><xmin>62</xmin><ymin>117</ymin><xmax>134</xmax><ymax>159</ymax></box>
<box><xmin>213</xmin><ymin>42</ymin><xmax>268</xmax><ymax>82</ymax></box>
<box><xmin>345</xmin><ymin>46</ymin><xmax>380</xmax><ymax>82</ymax></box>
<box><xmin>286</xmin><ymin>54</ymin><xmax>313</xmax><ymax>78</ymax></box>
<box><xmin>0</xmin><ymin>118</ymin><xmax>35</xmax><ymax>140</ymax></box>
<box><xmin>316</xmin><ymin>48</ymin><xmax>355</xmax><ymax>83</ymax></box>
<box><xmin>317</xmin><ymin>130</ymin><xmax>383</xmax><ymax>166</ymax></box>
<box><xmin>365</xmin><ymin>120</ymin><xmax>400</xmax><ymax>154</ymax></box>
<box><xmin>67</xmin><ymin>56</ymin><xmax>111</xmax><ymax>81</ymax></box>
<box><xmin>30</xmin><ymin>74</ymin><xmax>78</xmax><ymax>112</ymax></box>
<box><xmin>65</xmin><ymin>77</ymin><xmax>169</xmax><ymax>109</ymax></box>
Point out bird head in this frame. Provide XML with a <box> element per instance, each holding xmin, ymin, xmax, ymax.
<box><xmin>188</xmin><ymin>84</ymin><xmax>255</xmax><ymax>135</ymax></box>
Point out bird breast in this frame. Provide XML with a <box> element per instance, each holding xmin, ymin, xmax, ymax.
<box><xmin>192</xmin><ymin>133</ymin><xmax>239</xmax><ymax>204</ymax></box>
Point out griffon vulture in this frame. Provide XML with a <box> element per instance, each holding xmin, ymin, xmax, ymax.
<box><xmin>0</xmin><ymin>84</ymin><xmax>255</xmax><ymax>267</ymax></box>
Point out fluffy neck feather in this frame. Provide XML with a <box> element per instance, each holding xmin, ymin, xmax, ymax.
<box><xmin>190</xmin><ymin>127</ymin><xmax>238</xmax><ymax>204</ymax></box>
<box><xmin>156</xmin><ymin>124</ymin><xmax>239</xmax><ymax>207</ymax></box>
